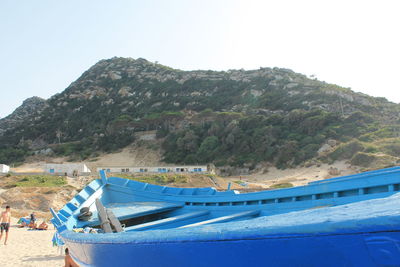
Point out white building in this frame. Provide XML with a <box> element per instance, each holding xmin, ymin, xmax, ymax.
<box><xmin>96</xmin><ymin>166</ymin><xmax>208</xmax><ymax>174</ymax></box>
<box><xmin>44</xmin><ymin>163</ymin><xmax>91</xmax><ymax>176</ymax></box>
<box><xmin>0</xmin><ymin>164</ymin><xmax>10</xmax><ymax>174</ymax></box>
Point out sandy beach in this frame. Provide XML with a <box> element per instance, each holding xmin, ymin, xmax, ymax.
<box><xmin>0</xmin><ymin>218</ymin><xmax>64</xmax><ymax>267</ymax></box>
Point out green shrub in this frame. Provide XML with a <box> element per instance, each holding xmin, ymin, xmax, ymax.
<box><xmin>0</xmin><ymin>146</ymin><xmax>30</xmax><ymax>165</ymax></box>
<box><xmin>270</xmin><ymin>183</ymin><xmax>294</xmax><ymax>189</ymax></box>
<box><xmin>359</xmin><ymin>127</ymin><xmax>399</xmax><ymax>142</ymax></box>
<box><xmin>350</xmin><ymin>152</ymin><xmax>377</xmax><ymax>167</ymax></box>
<box><xmin>118</xmin><ymin>174</ymin><xmax>188</xmax><ymax>185</ymax></box>
<box><xmin>364</xmin><ymin>145</ymin><xmax>378</xmax><ymax>153</ymax></box>
<box><xmin>14</xmin><ymin>175</ymin><xmax>67</xmax><ymax>187</ymax></box>
<box><xmin>382</xmin><ymin>143</ymin><xmax>400</xmax><ymax>157</ymax></box>
<box><xmin>114</xmin><ymin>114</ymin><xmax>133</xmax><ymax>122</ymax></box>
<box><xmin>329</xmin><ymin>140</ymin><xmax>365</xmax><ymax>160</ymax></box>
<box><xmin>233</xmin><ymin>180</ymin><xmax>246</xmax><ymax>185</ymax></box>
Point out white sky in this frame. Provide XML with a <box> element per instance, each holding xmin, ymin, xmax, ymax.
<box><xmin>0</xmin><ymin>0</ymin><xmax>399</xmax><ymax>118</ymax></box>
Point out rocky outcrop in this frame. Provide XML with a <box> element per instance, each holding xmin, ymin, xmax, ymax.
<box><xmin>0</xmin><ymin>96</ymin><xmax>47</xmax><ymax>136</ymax></box>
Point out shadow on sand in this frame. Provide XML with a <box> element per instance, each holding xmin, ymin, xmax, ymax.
<box><xmin>22</xmin><ymin>255</ymin><xmax>64</xmax><ymax>262</ymax></box>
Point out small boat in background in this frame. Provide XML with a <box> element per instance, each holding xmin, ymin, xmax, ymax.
<box><xmin>51</xmin><ymin>167</ymin><xmax>400</xmax><ymax>267</ymax></box>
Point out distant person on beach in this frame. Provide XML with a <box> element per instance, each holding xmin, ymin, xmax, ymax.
<box><xmin>37</xmin><ymin>220</ymin><xmax>48</xmax><ymax>230</ymax></box>
<box><xmin>64</xmin><ymin>248</ymin><xmax>79</xmax><ymax>267</ymax></box>
<box><xmin>0</xmin><ymin>205</ymin><xmax>11</xmax><ymax>245</ymax></box>
<box><xmin>30</xmin><ymin>212</ymin><xmax>37</xmax><ymax>223</ymax></box>
<box><xmin>28</xmin><ymin>220</ymin><xmax>37</xmax><ymax>229</ymax></box>
<box><xmin>27</xmin><ymin>212</ymin><xmax>38</xmax><ymax>229</ymax></box>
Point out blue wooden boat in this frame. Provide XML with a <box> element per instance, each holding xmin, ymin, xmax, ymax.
<box><xmin>51</xmin><ymin>167</ymin><xmax>400</xmax><ymax>266</ymax></box>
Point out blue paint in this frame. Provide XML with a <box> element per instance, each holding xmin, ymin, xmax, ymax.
<box><xmin>125</xmin><ymin>211</ymin><xmax>210</xmax><ymax>231</ymax></box>
<box><xmin>99</xmin><ymin>170</ymin><xmax>107</xmax><ymax>185</ymax></box>
<box><xmin>76</xmin><ymin>202</ymin><xmax>183</xmax><ymax>228</ymax></box>
<box><xmin>52</xmin><ymin>167</ymin><xmax>400</xmax><ymax>266</ymax></box>
<box><xmin>50</xmin><ymin>208</ymin><xmax>62</xmax><ymax>227</ymax></box>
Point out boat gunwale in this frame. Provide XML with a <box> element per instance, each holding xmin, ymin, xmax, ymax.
<box><xmin>104</xmin><ymin>176</ymin><xmax>400</xmax><ymax>205</ymax></box>
<box><xmin>59</xmin><ymin>221</ymin><xmax>400</xmax><ymax>245</ymax></box>
<box><xmin>52</xmin><ymin>168</ymin><xmax>400</xmax><ymax>234</ymax></box>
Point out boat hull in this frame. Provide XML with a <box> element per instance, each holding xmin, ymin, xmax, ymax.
<box><xmin>64</xmin><ymin>229</ymin><xmax>400</xmax><ymax>267</ymax></box>
<box><xmin>51</xmin><ymin>168</ymin><xmax>400</xmax><ymax>266</ymax></box>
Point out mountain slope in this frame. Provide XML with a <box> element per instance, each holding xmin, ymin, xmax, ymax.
<box><xmin>0</xmin><ymin>96</ymin><xmax>47</xmax><ymax>136</ymax></box>
<box><xmin>1</xmin><ymin>57</ymin><xmax>399</xmax><ymax>169</ymax></box>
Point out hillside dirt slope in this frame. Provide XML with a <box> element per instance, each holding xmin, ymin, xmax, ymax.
<box><xmin>87</xmin><ymin>142</ymin><xmax>164</xmax><ymax>169</ymax></box>
<box><xmin>225</xmin><ymin>160</ymin><xmax>360</xmax><ymax>189</ymax></box>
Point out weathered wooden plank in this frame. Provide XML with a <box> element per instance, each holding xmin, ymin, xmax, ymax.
<box><xmin>95</xmin><ymin>198</ymin><xmax>113</xmax><ymax>233</ymax></box>
<box><xmin>106</xmin><ymin>208</ymin><xmax>123</xmax><ymax>233</ymax></box>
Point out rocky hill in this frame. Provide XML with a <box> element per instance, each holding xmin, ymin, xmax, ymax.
<box><xmin>1</xmin><ymin>57</ymin><xmax>399</xmax><ymax>170</ymax></box>
<box><xmin>0</xmin><ymin>96</ymin><xmax>47</xmax><ymax>136</ymax></box>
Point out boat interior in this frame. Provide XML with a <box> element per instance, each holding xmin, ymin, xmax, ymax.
<box><xmin>51</xmin><ymin>167</ymin><xmax>400</xmax><ymax>233</ymax></box>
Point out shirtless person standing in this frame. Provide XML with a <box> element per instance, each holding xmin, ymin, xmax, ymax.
<box><xmin>0</xmin><ymin>205</ymin><xmax>11</xmax><ymax>245</ymax></box>
<box><xmin>64</xmin><ymin>248</ymin><xmax>79</xmax><ymax>267</ymax></box>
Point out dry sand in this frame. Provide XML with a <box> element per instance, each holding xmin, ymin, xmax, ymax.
<box><xmin>0</xmin><ymin>218</ymin><xmax>64</xmax><ymax>267</ymax></box>
<box><xmin>88</xmin><ymin>143</ymin><xmax>164</xmax><ymax>169</ymax></box>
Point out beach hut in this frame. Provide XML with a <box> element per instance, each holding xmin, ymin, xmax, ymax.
<box><xmin>44</xmin><ymin>163</ymin><xmax>91</xmax><ymax>176</ymax></box>
<box><xmin>0</xmin><ymin>164</ymin><xmax>10</xmax><ymax>174</ymax></box>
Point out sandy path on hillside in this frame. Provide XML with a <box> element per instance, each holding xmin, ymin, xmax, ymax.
<box><xmin>0</xmin><ymin>218</ymin><xmax>64</xmax><ymax>267</ymax></box>
<box><xmin>225</xmin><ymin>161</ymin><xmax>360</xmax><ymax>188</ymax></box>
<box><xmin>87</xmin><ymin>145</ymin><xmax>164</xmax><ymax>170</ymax></box>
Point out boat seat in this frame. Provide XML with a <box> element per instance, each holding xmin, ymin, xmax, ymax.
<box><xmin>77</xmin><ymin>201</ymin><xmax>183</xmax><ymax>228</ymax></box>
<box><xmin>180</xmin><ymin>210</ymin><xmax>260</xmax><ymax>228</ymax></box>
<box><xmin>124</xmin><ymin>211</ymin><xmax>210</xmax><ymax>232</ymax></box>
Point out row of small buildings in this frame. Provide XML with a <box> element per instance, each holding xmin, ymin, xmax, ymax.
<box><xmin>45</xmin><ymin>163</ymin><xmax>92</xmax><ymax>176</ymax></box>
<box><xmin>0</xmin><ymin>163</ymin><xmax>209</xmax><ymax>176</ymax></box>
<box><xmin>96</xmin><ymin>166</ymin><xmax>208</xmax><ymax>174</ymax></box>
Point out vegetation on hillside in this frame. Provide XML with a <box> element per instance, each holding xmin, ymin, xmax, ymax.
<box><xmin>269</xmin><ymin>183</ymin><xmax>294</xmax><ymax>189</ymax></box>
<box><xmin>5</xmin><ymin>175</ymin><xmax>67</xmax><ymax>187</ymax></box>
<box><xmin>117</xmin><ymin>173</ymin><xmax>188</xmax><ymax>185</ymax></box>
<box><xmin>0</xmin><ymin>57</ymin><xmax>399</xmax><ymax>169</ymax></box>
<box><xmin>161</xmin><ymin>110</ymin><xmax>399</xmax><ymax>169</ymax></box>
